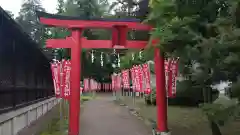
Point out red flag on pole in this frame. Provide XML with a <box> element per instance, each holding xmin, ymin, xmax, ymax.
<box><xmin>108</xmin><ymin>83</ymin><xmax>110</xmax><ymax>91</ymax></box>
<box><xmin>138</xmin><ymin>65</ymin><xmax>144</xmax><ymax>92</ymax></box>
<box><xmin>134</xmin><ymin>65</ymin><xmax>141</xmax><ymax>92</ymax></box>
<box><xmin>84</xmin><ymin>78</ymin><xmax>89</xmax><ymax>92</ymax></box>
<box><xmin>90</xmin><ymin>79</ymin><xmax>93</xmax><ymax>91</ymax></box>
<box><xmin>165</xmin><ymin>58</ymin><xmax>171</xmax><ymax>96</ymax></box>
<box><xmin>122</xmin><ymin>69</ymin><xmax>130</xmax><ymax>89</ymax></box>
<box><xmin>168</xmin><ymin>59</ymin><xmax>179</xmax><ymax>98</ymax></box>
<box><xmin>62</xmin><ymin>60</ymin><xmax>71</xmax><ymax>99</ymax></box>
<box><xmin>130</xmin><ymin>66</ymin><xmax>136</xmax><ymax>91</ymax></box>
<box><xmin>111</xmin><ymin>75</ymin><xmax>115</xmax><ymax>91</ymax></box>
<box><xmin>51</xmin><ymin>61</ymin><xmax>61</xmax><ymax>98</ymax></box>
<box><xmin>97</xmin><ymin>83</ymin><xmax>101</xmax><ymax>91</ymax></box>
<box><xmin>116</xmin><ymin>73</ymin><xmax>122</xmax><ymax>90</ymax></box>
<box><xmin>142</xmin><ymin>63</ymin><xmax>151</xmax><ymax>94</ymax></box>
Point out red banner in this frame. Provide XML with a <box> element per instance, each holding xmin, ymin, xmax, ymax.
<box><xmin>116</xmin><ymin>73</ymin><xmax>122</xmax><ymax>90</ymax></box>
<box><xmin>130</xmin><ymin>67</ymin><xmax>136</xmax><ymax>91</ymax></box>
<box><xmin>97</xmin><ymin>83</ymin><xmax>101</xmax><ymax>91</ymax></box>
<box><xmin>111</xmin><ymin>75</ymin><xmax>116</xmax><ymax>91</ymax></box>
<box><xmin>167</xmin><ymin>59</ymin><xmax>179</xmax><ymax>98</ymax></box>
<box><xmin>90</xmin><ymin>79</ymin><xmax>93</xmax><ymax>91</ymax></box>
<box><xmin>165</xmin><ymin>59</ymin><xmax>171</xmax><ymax>95</ymax></box>
<box><xmin>122</xmin><ymin>69</ymin><xmax>130</xmax><ymax>89</ymax></box>
<box><xmin>138</xmin><ymin>65</ymin><xmax>144</xmax><ymax>92</ymax></box>
<box><xmin>133</xmin><ymin>65</ymin><xmax>142</xmax><ymax>92</ymax></box>
<box><xmin>84</xmin><ymin>78</ymin><xmax>89</xmax><ymax>92</ymax></box>
<box><xmin>90</xmin><ymin>79</ymin><xmax>97</xmax><ymax>91</ymax></box>
<box><xmin>142</xmin><ymin>63</ymin><xmax>151</xmax><ymax>94</ymax></box>
<box><xmin>105</xmin><ymin>83</ymin><xmax>108</xmax><ymax>91</ymax></box>
<box><xmin>109</xmin><ymin>83</ymin><xmax>111</xmax><ymax>91</ymax></box>
<box><xmin>108</xmin><ymin>83</ymin><xmax>110</xmax><ymax>91</ymax></box>
<box><xmin>62</xmin><ymin>60</ymin><xmax>71</xmax><ymax>99</ymax></box>
<box><xmin>51</xmin><ymin>62</ymin><xmax>61</xmax><ymax>97</ymax></box>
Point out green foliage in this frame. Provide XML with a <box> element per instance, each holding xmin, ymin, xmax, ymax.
<box><xmin>81</xmin><ymin>94</ymin><xmax>94</xmax><ymax>101</ymax></box>
<box><xmin>144</xmin><ymin>87</ymin><xmax>156</xmax><ymax>105</ymax></box>
<box><xmin>230</xmin><ymin>78</ymin><xmax>240</xmax><ymax>100</ymax></box>
<box><xmin>16</xmin><ymin>0</ymin><xmax>46</xmax><ymax>45</ymax></box>
<box><xmin>148</xmin><ymin>0</ymin><xmax>240</xmax><ymax>95</ymax></box>
<box><xmin>146</xmin><ymin>0</ymin><xmax>240</xmax><ymax>134</ymax></box>
<box><xmin>201</xmin><ymin>103</ymin><xmax>239</xmax><ymax>126</ymax></box>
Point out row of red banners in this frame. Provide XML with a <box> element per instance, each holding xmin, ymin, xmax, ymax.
<box><xmin>83</xmin><ymin>79</ymin><xmax>112</xmax><ymax>92</ymax></box>
<box><xmin>83</xmin><ymin>78</ymin><xmax>104</xmax><ymax>91</ymax></box>
<box><xmin>111</xmin><ymin>58</ymin><xmax>179</xmax><ymax>98</ymax></box>
<box><xmin>51</xmin><ymin>60</ymin><xmax>100</xmax><ymax>99</ymax></box>
<box><xmin>84</xmin><ymin>79</ymin><xmax>116</xmax><ymax>91</ymax></box>
<box><xmin>51</xmin><ymin>58</ymin><xmax>179</xmax><ymax>99</ymax></box>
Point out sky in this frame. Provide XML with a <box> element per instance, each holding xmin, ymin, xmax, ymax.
<box><xmin>0</xmin><ymin>0</ymin><xmax>115</xmax><ymax>18</ymax></box>
<box><xmin>0</xmin><ymin>0</ymin><xmax>58</xmax><ymax>17</ymax></box>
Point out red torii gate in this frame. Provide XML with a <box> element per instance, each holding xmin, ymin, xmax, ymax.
<box><xmin>36</xmin><ymin>11</ymin><xmax>168</xmax><ymax>135</ymax></box>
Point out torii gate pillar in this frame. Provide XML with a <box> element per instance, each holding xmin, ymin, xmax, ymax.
<box><xmin>154</xmin><ymin>48</ymin><xmax>168</xmax><ymax>134</ymax></box>
<box><xmin>69</xmin><ymin>29</ymin><xmax>82</xmax><ymax>135</ymax></box>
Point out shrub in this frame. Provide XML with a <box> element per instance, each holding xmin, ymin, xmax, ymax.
<box><xmin>144</xmin><ymin>87</ymin><xmax>156</xmax><ymax>105</ymax></box>
<box><xmin>144</xmin><ymin>79</ymin><xmax>221</xmax><ymax>107</ymax></box>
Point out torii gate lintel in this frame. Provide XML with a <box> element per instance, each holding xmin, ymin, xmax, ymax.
<box><xmin>46</xmin><ymin>37</ymin><xmax>149</xmax><ymax>49</ymax></box>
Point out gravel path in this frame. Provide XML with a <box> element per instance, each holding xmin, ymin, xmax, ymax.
<box><xmin>79</xmin><ymin>95</ymin><xmax>151</xmax><ymax>135</ymax></box>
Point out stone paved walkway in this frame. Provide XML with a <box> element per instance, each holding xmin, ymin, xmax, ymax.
<box><xmin>80</xmin><ymin>94</ymin><xmax>151</xmax><ymax>135</ymax></box>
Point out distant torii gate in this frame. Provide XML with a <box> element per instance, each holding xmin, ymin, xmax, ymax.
<box><xmin>37</xmin><ymin>11</ymin><xmax>168</xmax><ymax>135</ymax></box>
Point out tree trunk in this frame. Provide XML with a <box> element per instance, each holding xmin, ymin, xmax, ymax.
<box><xmin>210</xmin><ymin>121</ymin><xmax>222</xmax><ymax>135</ymax></box>
<box><xmin>207</xmin><ymin>87</ymin><xmax>213</xmax><ymax>103</ymax></box>
<box><xmin>203</xmin><ymin>86</ymin><xmax>222</xmax><ymax>135</ymax></box>
<box><xmin>202</xmin><ymin>87</ymin><xmax>208</xmax><ymax>103</ymax></box>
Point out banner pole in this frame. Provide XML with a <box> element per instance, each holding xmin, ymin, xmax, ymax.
<box><xmin>59</xmin><ymin>61</ymin><xmax>63</xmax><ymax>135</ymax></box>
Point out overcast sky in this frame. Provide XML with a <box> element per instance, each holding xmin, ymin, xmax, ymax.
<box><xmin>0</xmin><ymin>0</ymin><xmax>58</xmax><ymax>17</ymax></box>
<box><xmin>0</xmin><ymin>0</ymin><xmax>115</xmax><ymax>18</ymax></box>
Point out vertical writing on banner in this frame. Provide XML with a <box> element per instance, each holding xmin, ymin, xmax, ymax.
<box><xmin>142</xmin><ymin>63</ymin><xmax>151</xmax><ymax>94</ymax></box>
<box><xmin>168</xmin><ymin>59</ymin><xmax>179</xmax><ymax>98</ymax></box>
<box><xmin>84</xmin><ymin>78</ymin><xmax>89</xmax><ymax>92</ymax></box>
<box><xmin>111</xmin><ymin>75</ymin><xmax>116</xmax><ymax>91</ymax></box>
<box><xmin>51</xmin><ymin>62</ymin><xmax>60</xmax><ymax>97</ymax></box>
<box><xmin>63</xmin><ymin>60</ymin><xmax>71</xmax><ymax>99</ymax></box>
<box><xmin>122</xmin><ymin>69</ymin><xmax>130</xmax><ymax>89</ymax></box>
<box><xmin>138</xmin><ymin>65</ymin><xmax>144</xmax><ymax>92</ymax></box>
<box><xmin>116</xmin><ymin>73</ymin><xmax>122</xmax><ymax>90</ymax></box>
<box><xmin>130</xmin><ymin>67</ymin><xmax>136</xmax><ymax>91</ymax></box>
<box><xmin>165</xmin><ymin>59</ymin><xmax>171</xmax><ymax>97</ymax></box>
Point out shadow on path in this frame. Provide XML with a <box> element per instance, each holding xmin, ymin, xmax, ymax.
<box><xmin>80</xmin><ymin>94</ymin><xmax>151</xmax><ymax>135</ymax></box>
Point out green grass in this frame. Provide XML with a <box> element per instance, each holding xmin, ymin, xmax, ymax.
<box><xmin>40</xmin><ymin>95</ymin><xmax>92</xmax><ymax>135</ymax></box>
<box><xmin>81</xmin><ymin>95</ymin><xmax>93</xmax><ymax>101</ymax></box>
<box><xmin>119</xmin><ymin>96</ymin><xmax>240</xmax><ymax>135</ymax></box>
<box><xmin>40</xmin><ymin>118</ymin><xmax>68</xmax><ymax>135</ymax></box>
<box><xmin>39</xmin><ymin>101</ymin><xmax>69</xmax><ymax>135</ymax></box>
<box><xmin>81</xmin><ymin>92</ymin><xmax>96</xmax><ymax>101</ymax></box>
